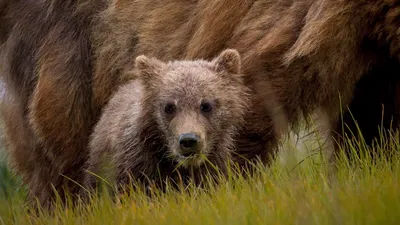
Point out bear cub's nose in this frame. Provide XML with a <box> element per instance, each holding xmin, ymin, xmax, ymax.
<box><xmin>178</xmin><ymin>133</ymin><xmax>200</xmax><ymax>157</ymax></box>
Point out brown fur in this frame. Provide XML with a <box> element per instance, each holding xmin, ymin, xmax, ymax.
<box><xmin>2</xmin><ymin>0</ymin><xmax>400</xmax><ymax>206</ymax></box>
<box><xmin>0</xmin><ymin>0</ymin><xmax>106</xmax><ymax>207</ymax></box>
<box><xmin>84</xmin><ymin>49</ymin><xmax>250</xmax><ymax>192</ymax></box>
<box><xmin>0</xmin><ymin>0</ymin><xmax>11</xmax><ymax>44</ymax></box>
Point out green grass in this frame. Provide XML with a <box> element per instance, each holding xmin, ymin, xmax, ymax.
<box><xmin>0</xmin><ymin>129</ymin><xmax>400</xmax><ymax>225</ymax></box>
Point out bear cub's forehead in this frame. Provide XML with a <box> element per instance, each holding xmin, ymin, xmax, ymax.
<box><xmin>161</xmin><ymin>62</ymin><xmax>222</xmax><ymax>87</ymax></box>
<box><xmin>153</xmin><ymin>62</ymin><xmax>228</xmax><ymax>101</ymax></box>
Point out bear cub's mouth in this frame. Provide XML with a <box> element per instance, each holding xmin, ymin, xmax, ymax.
<box><xmin>175</xmin><ymin>153</ymin><xmax>206</xmax><ymax>168</ymax></box>
<box><xmin>173</xmin><ymin>132</ymin><xmax>206</xmax><ymax>167</ymax></box>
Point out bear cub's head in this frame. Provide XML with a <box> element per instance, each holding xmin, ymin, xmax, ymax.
<box><xmin>135</xmin><ymin>49</ymin><xmax>250</xmax><ymax>168</ymax></box>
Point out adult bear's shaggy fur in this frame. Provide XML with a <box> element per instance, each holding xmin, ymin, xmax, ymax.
<box><xmin>1</xmin><ymin>0</ymin><xmax>400</xmax><ymax>206</ymax></box>
<box><xmin>0</xmin><ymin>0</ymin><xmax>106</xmax><ymax>207</ymax></box>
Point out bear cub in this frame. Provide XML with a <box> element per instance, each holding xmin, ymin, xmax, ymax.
<box><xmin>84</xmin><ymin>49</ymin><xmax>250</xmax><ymax>192</ymax></box>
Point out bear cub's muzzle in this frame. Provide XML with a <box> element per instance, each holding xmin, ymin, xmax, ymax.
<box><xmin>178</xmin><ymin>132</ymin><xmax>201</xmax><ymax>157</ymax></box>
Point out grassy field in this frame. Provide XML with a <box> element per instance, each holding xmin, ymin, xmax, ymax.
<box><xmin>0</xmin><ymin>128</ymin><xmax>399</xmax><ymax>225</ymax></box>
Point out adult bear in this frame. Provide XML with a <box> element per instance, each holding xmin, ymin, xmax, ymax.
<box><xmin>1</xmin><ymin>0</ymin><xmax>400</xmax><ymax>207</ymax></box>
<box><xmin>0</xmin><ymin>0</ymin><xmax>107</xmax><ymax>207</ymax></box>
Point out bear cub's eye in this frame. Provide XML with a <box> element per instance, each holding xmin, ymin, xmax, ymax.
<box><xmin>164</xmin><ymin>103</ymin><xmax>176</xmax><ymax>115</ymax></box>
<box><xmin>200</xmin><ymin>102</ymin><xmax>213</xmax><ymax>113</ymax></box>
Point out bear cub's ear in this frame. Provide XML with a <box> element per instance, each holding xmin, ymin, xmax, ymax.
<box><xmin>213</xmin><ymin>49</ymin><xmax>241</xmax><ymax>75</ymax></box>
<box><xmin>135</xmin><ymin>55</ymin><xmax>164</xmax><ymax>82</ymax></box>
